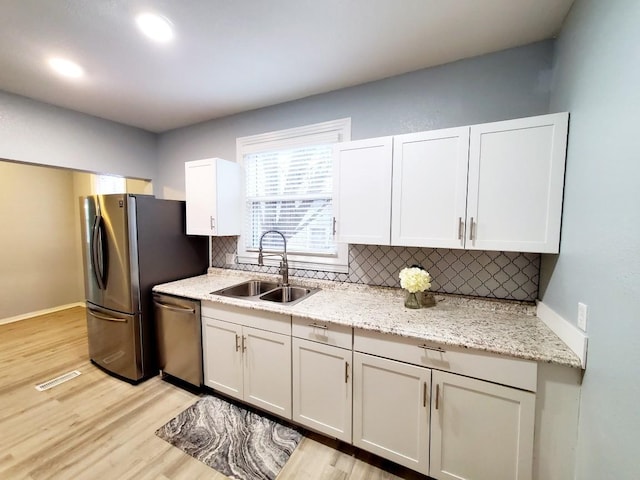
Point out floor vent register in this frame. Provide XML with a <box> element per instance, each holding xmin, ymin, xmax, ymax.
<box><xmin>35</xmin><ymin>370</ymin><xmax>82</xmax><ymax>391</ymax></box>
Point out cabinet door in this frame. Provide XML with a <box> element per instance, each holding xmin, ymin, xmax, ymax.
<box><xmin>185</xmin><ymin>158</ymin><xmax>242</xmax><ymax>236</ymax></box>
<box><xmin>392</xmin><ymin>127</ymin><xmax>470</xmax><ymax>248</ymax></box>
<box><xmin>243</xmin><ymin>326</ymin><xmax>292</xmax><ymax>419</ymax></box>
<box><xmin>333</xmin><ymin>137</ymin><xmax>393</xmax><ymax>245</ymax></box>
<box><xmin>185</xmin><ymin>159</ymin><xmax>217</xmax><ymax>235</ymax></box>
<box><xmin>201</xmin><ymin>316</ymin><xmax>243</xmax><ymax>400</ymax></box>
<box><xmin>467</xmin><ymin>112</ymin><xmax>568</xmax><ymax>253</ymax></box>
<box><xmin>430</xmin><ymin>370</ymin><xmax>535</xmax><ymax>480</ymax></box>
<box><xmin>353</xmin><ymin>352</ymin><xmax>430</xmax><ymax>475</ymax></box>
<box><xmin>292</xmin><ymin>338</ymin><xmax>352</xmax><ymax>442</ymax></box>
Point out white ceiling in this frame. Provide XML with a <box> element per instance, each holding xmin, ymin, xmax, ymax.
<box><xmin>0</xmin><ymin>0</ymin><xmax>574</xmax><ymax>133</ymax></box>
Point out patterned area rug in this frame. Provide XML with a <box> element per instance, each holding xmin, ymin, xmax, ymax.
<box><xmin>155</xmin><ymin>396</ymin><xmax>302</xmax><ymax>480</ymax></box>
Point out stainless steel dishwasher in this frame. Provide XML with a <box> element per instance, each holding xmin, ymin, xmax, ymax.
<box><xmin>153</xmin><ymin>293</ymin><xmax>202</xmax><ymax>387</ymax></box>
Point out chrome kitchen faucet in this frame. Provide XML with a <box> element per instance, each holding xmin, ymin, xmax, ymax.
<box><xmin>257</xmin><ymin>230</ymin><xmax>289</xmax><ymax>287</ymax></box>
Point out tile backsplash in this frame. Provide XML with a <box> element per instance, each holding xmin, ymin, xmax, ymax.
<box><xmin>211</xmin><ymin>237</ymin><xmax>540</xmax><ymax>302</ymax></box>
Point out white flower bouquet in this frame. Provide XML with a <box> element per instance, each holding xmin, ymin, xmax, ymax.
<box><xmin>399</xmin><ymin>267</ymin><xmax>432</xmax><ymax>293</ymax></box>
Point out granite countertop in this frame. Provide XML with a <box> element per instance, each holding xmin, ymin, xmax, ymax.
<box><xmin>153</xmin><ymin>268</ymin><xmax>582</xmax><ymax>368</ymax></box>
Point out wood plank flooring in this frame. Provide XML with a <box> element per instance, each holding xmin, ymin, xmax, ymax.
<box><xmin>0</xmin><ymin>307</ymin><xmax>428</xmax><ymax>480</ymax></box>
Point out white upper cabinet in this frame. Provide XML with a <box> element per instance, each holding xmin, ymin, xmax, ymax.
<box><xmin>333</xmin><ymin>112</ymin><xmax>568</xmax><ymax>253</ymax></box>
<box><xmin>466</xmin><ymin>112</ymin><xmax>568</xmax><ymax>253</ymax></box>
<box><xmin>392</xmin><ymin>127</ymin><xmax>470</xmax><ymax>248</ymax></box>
<box><xmin>185</xmin><ymin>158</ymin><xmax>242</xmax><ymax>236</ymax></box>
<box><xmin>333</xmin><ymin>137</ymin><xmax>393</xmax><ymax>245</ymax></box>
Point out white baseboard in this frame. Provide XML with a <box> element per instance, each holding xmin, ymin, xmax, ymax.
<box><xmin>0</xmin><ymin>302</ymin><xmax>85</xmax><ymax>326</ymax></box>
<box><xmin>536</xmin><ymin>300</ymin><xmax>588</xmax><ymax>369</ymax></box>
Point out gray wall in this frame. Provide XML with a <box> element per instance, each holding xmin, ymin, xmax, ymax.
<box><xmin>541</xmin><ymin>0</ymin><xmax>640</xmax><ymax>478</ymax></box>
<box><xmin>156</xmin><ymin>41</ymin><xmax>554</xmax><ymax>199</ymax></box>
<box><xmin>0</xmin><ymin>91</ymin><xmax>157</xmax><ymax>180</ymax></box>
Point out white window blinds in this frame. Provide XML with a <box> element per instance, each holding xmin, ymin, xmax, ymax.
<box><xmin>244</xmin><ymin>143</ymin><xmax>336</xmax><ymax>255</ymax></box>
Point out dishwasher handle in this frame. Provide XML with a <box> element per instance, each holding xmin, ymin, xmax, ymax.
<box><xmin>153</xmin><ymin>299</ymin><xmax>196</xmax><ymax>314</ymax></box>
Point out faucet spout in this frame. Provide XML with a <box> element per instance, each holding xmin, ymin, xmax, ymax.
<box><xmin>258</xmin><ymin>230</ymin><xmax>289</xmax><ymax>287</ymax></box>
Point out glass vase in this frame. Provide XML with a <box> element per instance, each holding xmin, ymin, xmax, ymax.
<box><xmin>404</xmin><ymin>291</ymin><xmax>422</xmax><ymax>309</ymax></box>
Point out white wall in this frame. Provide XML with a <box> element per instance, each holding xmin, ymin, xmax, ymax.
<box><xmin>0</xmin><ymin>91</ymin><xmax>158</xmax><ymax>180</ymax></box>
<box><xmin>541</xmin><ymin>0</ymin><xmax>640</xmax><ymax>478</ymax></box>
<box><xmin>156</xmin><ymin>41</ymin><xmax>554</xmax><ymax>199</ymax></box>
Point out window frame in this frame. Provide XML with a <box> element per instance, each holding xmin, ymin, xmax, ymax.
<box><xmin>236</xmin><ymin>118</ymin><xmax>351</xmax><ymax>273</ymax></box>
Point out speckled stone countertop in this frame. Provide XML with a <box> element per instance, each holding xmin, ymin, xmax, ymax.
<box><xmin>153</xmin><ymin>268</ymin><xmax>581</xmax><ymax>368</ymax></box>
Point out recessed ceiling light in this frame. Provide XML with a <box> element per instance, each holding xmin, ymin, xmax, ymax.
<box><xmin>135</xmin><ymin>12</ymin><xmax>174</xmax><ymax>43</ymax></box>
<box><xmin>48</xmin><ymin>57</ymin><xmax>84</xmax><ymax>78</ymax></box>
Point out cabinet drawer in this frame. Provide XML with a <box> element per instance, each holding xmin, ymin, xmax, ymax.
<box><xmin>354</xmin><ymin>328</ymin><xmax>537</xmax><ymax>392</ymax></box>
<box><xmin>202</xmin><ymin>301</ymin><xmax>291</xmax><ymax>336</ymax></box>
<box><xmin>292</xmin><ymin>316</ymin><xmax>352</xmax><ymax>349</ymax></box>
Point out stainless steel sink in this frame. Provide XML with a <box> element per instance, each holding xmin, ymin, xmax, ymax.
<box><xmin>213</xmin><ymin>280</ymin><xmax>279</xmax><ymax>297</ymax></box>
<box><xmin>259</xmin><ymin>286</ymin><xmax>314</xmax><ymax>304</ymax></box>
<box><xmin>212</xmin><ymin>280</ymin><xmax>318</xmax><ymax>305</ymax></box>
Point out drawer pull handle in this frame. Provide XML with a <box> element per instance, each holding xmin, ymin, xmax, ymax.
<box><xmin>345</xmin><ymin>362</ymin><xmax>349</xmax><ymax>383</ymax></box>
<box><xmin>417</xmin><ymin>344</ymin><xmax>445</xmax><ymax>353</ymax></box>
<box><xmin>458</xmin><ymin>217</ymin><xmax>464</xmax><ymax>240</ymax></box>
<box><xmin>423</xmin><ymin>381</ymin><xmax>427</xmax><ymax>407</ymax></box>
<box><xmin>242</xmin><ymin>335</ymin><xmax>247</xmax><ymax>352</ymax></box>
<box><xmin>235</xmin><ymin>334</ymin><xmax>240</xmax><ymax>352</ymax></box>
<box><xmin>309</xmin><ymin>323</ymin><xmax>328</xmax><ymax>330</ymax></box>
<box><xmin>435</xmin><ymin>383</ymin><xmax>440</xmax><ymax>410</ymax></box>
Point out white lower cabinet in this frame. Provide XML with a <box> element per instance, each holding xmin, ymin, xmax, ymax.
<box><xmin>353</xmin><ymin>330</ymin><xmax>536</xmax><ymax>480</ymax></box>
<box><xmin>243</xmin><ymin>326</ymin><xmax>292</xmax><ymax>418</ymax></box>
<box><xmin>202</xmin><ymin>317</ymin><xmax>243</xmax><ymax>399</ymax></box>
<box><xmin>430</xmin><ymin>370</ymin><xmax>535</xmax><ymax>480</ymax></box>
<box><xmin>292</xmin><ymin>338</ymin><xmax>352</xmax><ymax>442</ymax></box>
<box><xmin>352</xmin><ymin>352</ymin><xmax>431</xmax><ymax>475</ymax></box>
<box><xmin>202</xmin><ymin>309</ymin><xmax>292</xmax><ymax>419</ymax></box>
<box><xmin>200</xmin><ymin>302</ymin><xmax>538</xmax><ymax>479</ymax></box>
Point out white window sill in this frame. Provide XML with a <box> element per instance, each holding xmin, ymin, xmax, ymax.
<box><xmin>236</xmin><ymin>252</ymin><xmax>348</xmax><ymax>274</ymax></box>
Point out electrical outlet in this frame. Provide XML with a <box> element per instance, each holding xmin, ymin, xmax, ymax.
<box><xmin>225</xmin><ymin>253</ymin><xmax>236</xmax><ymax>265</ymax></box>
<box><xmin>577</xmin><ymin>302</ymin><xmax>588</xmax><ymax>331</ymax></box>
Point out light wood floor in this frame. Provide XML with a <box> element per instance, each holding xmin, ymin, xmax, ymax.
<box><xmin>0</xmin><ymin>307</ymin><xmax>428</xmax><ymax>480</ymax></box>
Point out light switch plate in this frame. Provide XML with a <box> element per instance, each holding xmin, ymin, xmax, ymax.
<box><xmin>577</xmin><ymin>302</ymin><xmax>588</xmax><ymax>331</ymax></box>
<box><xmin>225</xmin><ymin>253</ymin><xmax>236</xmax><ymax>265</ymax></box>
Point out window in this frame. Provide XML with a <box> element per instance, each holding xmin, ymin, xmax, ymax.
<box><xmin>237</xmin><ymin>119</ymin><xmax>351</xmax><ymax>273</ymax></box>
<box><xmin>93</xmin><ymin>174</ymin><xmax>125</xmax><ymax>194</ymax></box>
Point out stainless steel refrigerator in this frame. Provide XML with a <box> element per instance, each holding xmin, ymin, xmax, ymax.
<box><xmin>80</xmin><ymin>194</ymin><xmax>208</xmax><ymax>383</ymax></box>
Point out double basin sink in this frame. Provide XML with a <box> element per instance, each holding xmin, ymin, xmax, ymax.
<box><xmin>212</xmin><ymin>280</ymin><xmax>319</xmax><ymax>306</ymax></box>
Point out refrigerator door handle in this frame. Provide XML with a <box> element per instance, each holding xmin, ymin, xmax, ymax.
<box><xmin>91</xmin><ymin>215</ymin><xmax>107</xmax><ymax>290</ymax></box>
<box><xmin>88</xmin><ymin>308</ymin><xmax>128</xmax><ymax>323</ymax></box>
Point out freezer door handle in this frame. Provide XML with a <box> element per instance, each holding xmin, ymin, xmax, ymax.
<box><xmin>153</xmin><ymin>300</ymin><xmax>196</xmax><ymax>314</ymax></box>
<box><xmin>91</xmin><ymin>215</ymin><xmax>107</xmax><ymax>290</ymax></box>
<box><xmin>88</xmin><ymin>308</ymin><xmax>128</xmax><ymax>323</ymax></box>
